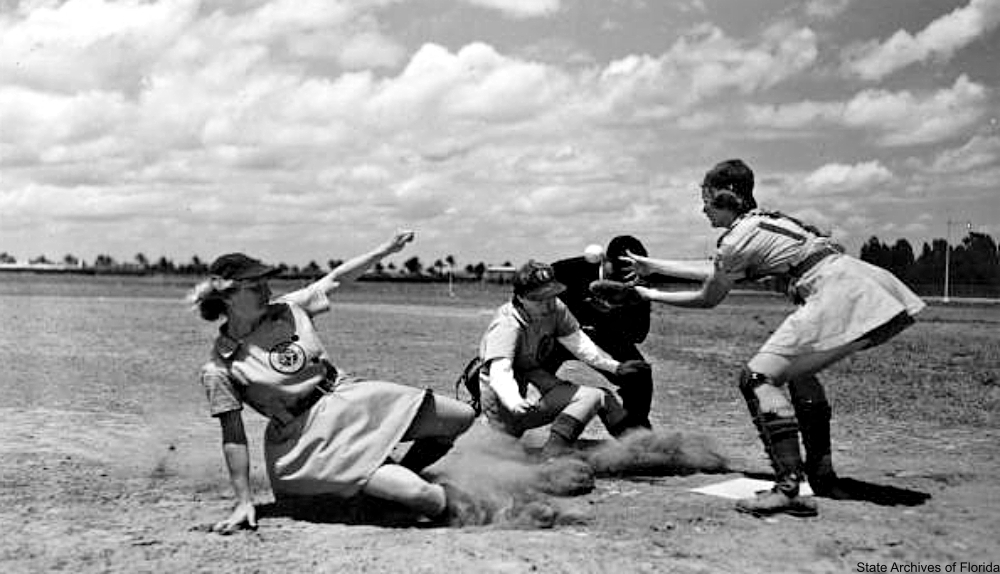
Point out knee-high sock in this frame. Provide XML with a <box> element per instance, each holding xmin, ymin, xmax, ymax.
<box><xmin>400</xmin><ymin>438</ymin><xmax>454</xmax><ymax>472</ymax></box>
<box><xmin>789</xmin><ymin>375</ymin><xmax>834</xmax><ymax>480</ymax></box>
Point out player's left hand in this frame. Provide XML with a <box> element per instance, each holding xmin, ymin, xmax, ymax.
<box><xmin>616</xmin><ymin>359</ymin><xmax>651</xmax><ymax>378</ymax></box>
<box><xmin>385</xmin><ymin>230</ymin><xmax>415</xmax><ymax>254</ymax></box>
<box><xmin>619</xmin><ymin>250</ymin><xmax>652</xmax><ymax>280</ymax></box>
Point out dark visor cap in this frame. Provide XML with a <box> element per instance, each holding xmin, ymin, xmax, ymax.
<box><xmin>513</xmin><ymin>260</ymin><xmax>566</xmax><ymax>300</ymax></box>
<box><xmin>208</xmin><ymin>253</ymin><xmax>281</xmax><ymax>280</ymax></box>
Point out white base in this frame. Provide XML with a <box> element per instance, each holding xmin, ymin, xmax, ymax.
<box><xmin>690</xmin><ymin>477</ymin><xmax>814</xmax><ymax>500</ymax></box>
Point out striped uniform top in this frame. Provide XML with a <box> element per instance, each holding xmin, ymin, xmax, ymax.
<box><xmin>715</xmin><ymin>209</ymin><xmax>842</xmax><ymax>281</ymax></box>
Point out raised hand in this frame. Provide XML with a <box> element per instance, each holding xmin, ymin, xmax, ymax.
<box><xmin>385</xmin><ymin>230</ymin><xmax>416</xmax><ymax>254</ymax></box>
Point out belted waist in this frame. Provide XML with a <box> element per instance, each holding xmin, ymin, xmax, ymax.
<box><xmin>788</xmin><ymin>246</ymin><xmax>840</xmax><ymax>279</ymax></box>
<box><xmin>285</xmin><ymin>377</ymin><xmax>335</xmax><ymax>420</ymax></box>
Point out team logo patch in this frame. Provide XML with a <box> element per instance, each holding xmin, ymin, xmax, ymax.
<box><xmin>268</xmin><ymin>341</ymin><xmax>307</xmax><ymax>374</ymax></box>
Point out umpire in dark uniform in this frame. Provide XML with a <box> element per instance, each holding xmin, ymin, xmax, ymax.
<box><xmin>546</xmin><ymin>235</ymin><xmax>654</xmax><ymax>431</ymax></box>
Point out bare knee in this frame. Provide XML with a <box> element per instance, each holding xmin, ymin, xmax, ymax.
<box><xmin>437</xmin><ymin>396</ymin><xmax>476</xmax><ymax>435</ymax></box>
<box><xmin>573</xmin><ymin>386</ymin><xmax>604</xmax><ymax>414</ymax></box>
<box><xmin>366</xmin><ymin>470</ymin><xmax>446</xmax><ymax>517</ymax></box>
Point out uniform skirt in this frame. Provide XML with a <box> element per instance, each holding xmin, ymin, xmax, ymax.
<box><xmin>760</xmin><ymin>255</ymin><xmax>926</xmax><ymax>356</ymax></box>
<box><xmin>263</xmin><ymin>377</ymin><xmax>427</xmax><ymax>497</ymax></box>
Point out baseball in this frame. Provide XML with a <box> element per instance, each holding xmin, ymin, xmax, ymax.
<box><xmin>583</xmin><ymin>244</ymin><xmax>604</xmax><ymax>264</ymax></box>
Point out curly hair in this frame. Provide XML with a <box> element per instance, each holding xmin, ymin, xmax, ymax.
<box><xmin>703</xmin><ymin>159</ymin><xmax>757</xmax><ymax>214</ymax></box>
<box><xmin>186</xmin><ymin>277</ymin><xmax>234</xmax><ymax>321</ymax></box>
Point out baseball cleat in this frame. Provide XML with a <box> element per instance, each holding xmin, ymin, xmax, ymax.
<box><xmin>735</xmin><ymin>489</ymin><xmax>818</xmax><ymax>518</ymax></box>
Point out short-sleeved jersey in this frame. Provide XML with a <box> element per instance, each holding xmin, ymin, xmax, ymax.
<box><xmin>479</xmin><ymin>300</ymin><xmax>580</xmax><ymax>374</ymax></box>
<box><xmin>715</xmin><ymin>209</ymin><xmax>840</xmax><ymax>281</ymax></box>
<box><xmin>199</xmin><ymin>284</ymin><xmax>338</xmax><ymax>422</ymax></box>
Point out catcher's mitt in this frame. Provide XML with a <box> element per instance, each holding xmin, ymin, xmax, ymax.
<box><xmin>589</xmin><ymin>279</ymin><xmax>643</xmax><ymax>307</ymax></box>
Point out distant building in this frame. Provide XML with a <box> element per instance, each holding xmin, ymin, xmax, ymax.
<box><xmin>483</xmin><ymin>265</ymin><xmax>516</xmax><ymax>284</ymax></box>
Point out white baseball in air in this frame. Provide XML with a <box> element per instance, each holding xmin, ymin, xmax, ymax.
<box><xmin>583</xmin><ymin>244</ymin><xmax>605</xmax><ymax>264</ymax></box>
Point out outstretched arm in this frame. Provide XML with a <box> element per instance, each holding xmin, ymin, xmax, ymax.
<box><xmin>623</xmin><ymin>252</ymin><xmax>715</xmax><ymax>282</ymax></box>
<box><xmin>311</xmin><ymin>230</ymin><xmax>414</xmax><ymax>296</ymax></box>
<box><xmin>557</xmin><ymin>330</ymin><xmax>652</xmax><ymax>378</ymax></box>
<box><xmin>635</xmin><ymin>267</ymin><xmax>733</xmax><ymax>308</ymax></box>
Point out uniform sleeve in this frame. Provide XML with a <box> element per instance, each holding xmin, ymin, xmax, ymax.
<box><xmin>716</xmin><ymin>220</ymin><xmax>761</xmax><ymax>279</ymax></box>
<box><xmin>277</xmin><ymin>284</ymin><xmax>331</xmax><ymax>317</ymax></box>
<box><xmin>200</xmin><ymin>361</ymin><xmax>242</xmax><ymax>417</ymax></box>
<box><xmin>554</xmin><ymin>301</ymin><xmax>581</xmax><ymax>338</ymax></box>
<box><xmin>480</xmin><ymin>315</ymin><xmax>520</xmax><ymax>364</ymax></box>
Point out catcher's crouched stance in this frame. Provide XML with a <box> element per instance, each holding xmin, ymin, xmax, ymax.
<box><xmin>604</xmin><ymin>158</ymin><xmax>925</xmax><ymax>518</ymax></box>
<box><xmin>477</xmin><ymin>261</ymin><xmax>651</xmax><ymax>460</ymax></box>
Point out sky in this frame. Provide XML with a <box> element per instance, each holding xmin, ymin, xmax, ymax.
<box><xmin>1</xmin><ymin>0</ymin><xmax>998</xmax><ymax>269</ymax></box>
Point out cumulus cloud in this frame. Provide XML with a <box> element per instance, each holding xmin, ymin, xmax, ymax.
<box><xmin>0</xmin><ymin>0</ymin><xmax>992</xmax><ymax>264</ymax></box>
<box><xmin>802</xmin><ymin>161</ymin><xmax>894</xmax><ymax>195</ymax></box>
<box><xmin>804</xmin><ymin>0</ymin><xmax>853</xmax><ymax>19</ymax></box>
<box><xmin>924</xmin><ymin>135</ymin><xmax>1000</xmax><ymax>173</ymax></box>
<box><xmin>744</xmin><ymin>75</ymin><xmax>990</xmax><ymax>146</ymax></box>
<box><xmin>0</xmin><ymin>0</ymin><xmax>199</xmax><ymax>93</ymax></box>
<box><xmin>843</xmin><ymin>0</ymin><xmax>1000</xmax><ymax>80</ymax></box>
<box><xmin>843</xmin><ymin>75</ymin><xmax>989</xmax><ymax>145</ymax></box>
<box><xmin>458</xmin><ymin>0</ymin><xmax>561</xmax><ymax>18</ymax></box>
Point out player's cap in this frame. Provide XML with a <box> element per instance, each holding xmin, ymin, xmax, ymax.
<box><xmin>702</xmin><ymin>158</ymin><xmax>754</xmax><ymax>198</ymax></box>
<box><xmin>208</xmin><ymin>253</ymin><xmax>281</xmax><ymax>281</ymax></box>
<box><xmin>513</xmin><ymin>260</ymin><xmax>566</xmax><ymax>300</ymax></box>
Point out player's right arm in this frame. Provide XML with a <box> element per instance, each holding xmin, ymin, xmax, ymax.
<box><xmin>623</xmin><ymin>252</ymin><xmax>716</xmax><ymax>282</ymax></box>
<box><xmin>212</xmin><ymin>410</ymin><xmax>257</xmax><ymax>534</ymax></box>
<box><xmin>634</xmin><ymin>258</ymin><xmax>734</xmax><ymax>309</ymax></box>
<box><xmin>487</xmin><ymin>358</ymin><xmax>535</xmax><ymax>415</ymax></box>
<box><xmin>201</xmin><ymin>363</ymin><xmax>256</xmax><ymax>534</ymax></box>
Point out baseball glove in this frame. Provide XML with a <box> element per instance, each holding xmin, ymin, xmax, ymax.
<box><xmin>589</xmin><ymin>279</ymin><xmax>643</xmax><ymax>307</ymax></box>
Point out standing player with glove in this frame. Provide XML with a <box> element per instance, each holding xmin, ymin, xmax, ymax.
<box><xmin>600</xmin><ymin>159</ymin><xmax>925</xmax><ymax>518</ymax></box>
<box><xmin>546</xmin><ymin>236</ymin><xmax>655</xmax><ymax>431</ymax></box>
<box><xmin>478</xmin><ymin>260</ymin><xmax>652</xmax><ymax>459</ymax></box>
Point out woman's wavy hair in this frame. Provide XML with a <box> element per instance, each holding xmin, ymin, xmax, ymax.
<box><xmin>186</xmin><ymin>277</ymin><xmax>235</xmax><ymax>321</ymax></box>
<box><xmin>703</xmin><ymin>158</ymin><xmax>757</xmax><ymax>215</ymax></box>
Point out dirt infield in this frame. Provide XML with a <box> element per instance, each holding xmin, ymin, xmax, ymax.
<box><xmin>0</xmin><ymin>281</ymin><xmax>998</xmax><ymax>573</ymax></box>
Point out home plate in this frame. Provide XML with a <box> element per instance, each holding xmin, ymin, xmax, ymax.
<box><xmin>690</xmin><ymin>477</ymin><xmax>814</xmax><ymax>499</ymax></box>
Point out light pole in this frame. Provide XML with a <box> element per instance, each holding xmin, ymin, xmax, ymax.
<box><xmin>943</xmin><ymin>219</ymin><xmax>972</xmax><ymax>303</ymax></box>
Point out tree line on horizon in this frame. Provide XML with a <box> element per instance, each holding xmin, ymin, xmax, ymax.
<box><xmin>858</xmin><ymin>231</ymin><xmax>999</xmax><ymax>298</ymax></box>
<box><xmin>2</xmin><ymin>231</ymin><xmax>998</xmax><ymax>296</ymax></box>
<box><xmin>0</xmin><ymin>250</ymin><xmax>513</xmax><ymax>282</ymax></box>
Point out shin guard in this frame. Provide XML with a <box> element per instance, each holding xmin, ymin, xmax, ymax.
<box><xmin>789</xmin><ymin>375</ymin><xmax>835</xmax><ymax>483</ymax></box>
<box><xmin>738</xmin><ymin>368</ymin><xmax>804</xmax><ymax>496</ymax></box>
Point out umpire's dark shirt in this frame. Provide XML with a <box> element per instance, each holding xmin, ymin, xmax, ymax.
<box><xmin>551</xmin><ymin>256</ymin><xmax>651</xmax><ymax>345</ymax></box>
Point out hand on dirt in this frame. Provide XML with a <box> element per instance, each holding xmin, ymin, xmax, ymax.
<box><xmin>212</xmin><ymin>501</ymin><xmax>257</xmax><ymax>535</ymax></box>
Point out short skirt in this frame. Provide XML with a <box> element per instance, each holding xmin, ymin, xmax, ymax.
<box><xmin>263</xmin><ymin>377</ymin><xmax>427</xmax><ymax>497</ymax></box>
<box><xmin>760</xmin><ymin>255</ymin><xmax>926</xmax><ymax>356</ymax></box>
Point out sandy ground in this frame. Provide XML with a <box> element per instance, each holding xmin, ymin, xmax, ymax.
<box><xmin>1</xmin><ymin>289</ymin><xmax>998</xmax><ymax>573</ymax></box>
<box><xmin>2</xmin><ymin>386</ymin><xmax>998</xmax><ymax>574</ymax></box>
